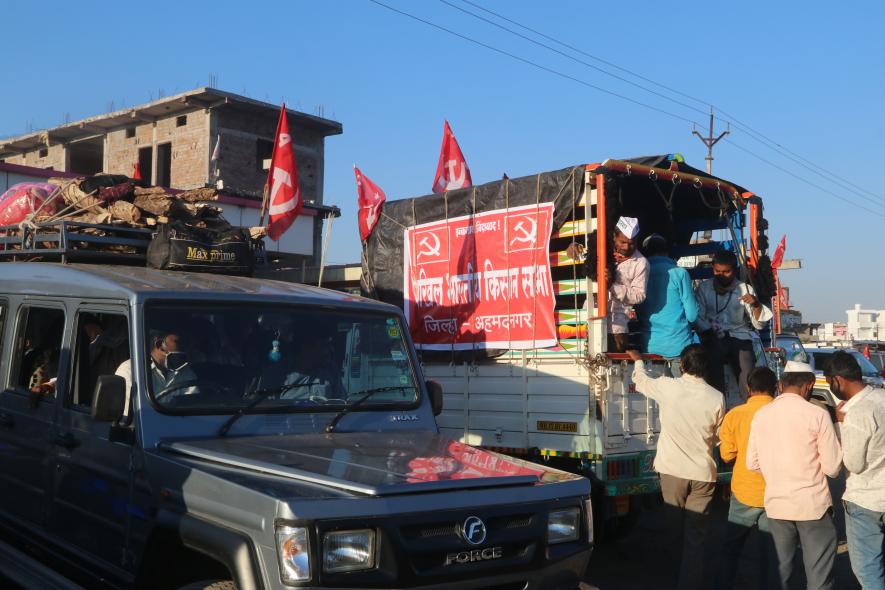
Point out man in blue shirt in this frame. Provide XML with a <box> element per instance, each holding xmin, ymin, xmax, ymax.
<box><xmin>637</xmin><ymin>235</ymin><xmax>699</xmax><ymax>359</ymax></box>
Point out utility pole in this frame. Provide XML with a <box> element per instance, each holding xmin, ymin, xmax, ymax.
<box><xmin>692</xmin><ymin>107</ymin><xmax>730</xmax><ymax>174</ymax></box>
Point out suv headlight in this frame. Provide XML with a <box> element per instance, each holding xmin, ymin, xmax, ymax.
<box><xmin>323</xmin><ymin>529</ymin><xmax>376</xmax><ymax>573</ymax></box>
<box><xmin>276</xmin><ymin>526</ymin><xmax>311</xmax><ymax>583</ymax></box>
<box><xmin>548</xmin><ymin>507</ymin><xmax>581</xmax><ymax>544</ymax></box>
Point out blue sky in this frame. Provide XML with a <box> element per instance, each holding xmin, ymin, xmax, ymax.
<box><xmin>3</xmin><ymin>0</ymin><xmax>883</xmax><ymax>322</ymax></box>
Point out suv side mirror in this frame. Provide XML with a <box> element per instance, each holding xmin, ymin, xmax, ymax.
<box><xmin>92</xmin><ymin>375</ymin><xmax>126</xmax><ymax>422</ymax></box>
<box><xmin>426</xmin><ymin>380</ymin><xmax>443</xmax><ymax>416</ymax></box>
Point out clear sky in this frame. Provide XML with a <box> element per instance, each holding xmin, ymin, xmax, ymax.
<box><xmin>3</xmin><ymin>0</ymin><xmax>883</xmax><ymax>322</ymax></box>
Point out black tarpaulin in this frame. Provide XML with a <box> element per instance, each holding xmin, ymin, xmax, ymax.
<box><xmin>362</xmin><ymin>166</ymin><xmax>585</xmax><ymax>360</ymax></box>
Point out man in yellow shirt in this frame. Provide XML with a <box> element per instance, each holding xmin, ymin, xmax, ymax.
<box><xmin>717</xmin><ymin>366</ymin><xmax>779</xmax><ymax>589</ymax></box>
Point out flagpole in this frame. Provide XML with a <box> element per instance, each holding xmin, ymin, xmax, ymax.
<box><xmin>317</xmin><ymin>211</ymin><xmax>334</xmax><ymax>288</ymax></box>
<box><xmin>258</xmin><ymin>183</ymin><xmax>269</xmax><ymax>227</ymax></box>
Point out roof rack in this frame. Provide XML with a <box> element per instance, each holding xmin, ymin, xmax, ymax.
<box><xmin>0</xmin><ymin>220</ymin><xmax>153</xmax><ymax>264</ymax></box>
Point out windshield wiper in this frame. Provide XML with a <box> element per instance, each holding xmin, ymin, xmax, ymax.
<box><xmin>325</xmin><ymin>386</ymin><xmax>413</xmax><ymax>433</ymax></box>
<box><xmin>217</xmin><ymin>382</ymin><xmax>317</xmax><ymax>437</ymax></box>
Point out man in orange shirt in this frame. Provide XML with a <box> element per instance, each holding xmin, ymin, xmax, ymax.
<box><xmin>717</xmin><ymin>367</ymin><xmax>779</xmax><ymax>589</ymax></box>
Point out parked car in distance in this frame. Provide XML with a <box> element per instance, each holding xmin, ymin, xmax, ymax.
<box><xmin>804</xmin><ymin>346</ymin><xmax>885</xmax><ymax>408</ymax></box>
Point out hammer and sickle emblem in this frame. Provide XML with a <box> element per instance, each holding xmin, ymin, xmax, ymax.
<box><xmin>509</xmin><ymin>218</ymin><xmax>537</xmax><ymax>246</ymax></box>
<box><xmin>417</xmin><ymin>232</ymin><xmax>442</xmax><ymax>259</ymax></box>
<box><xmin>365</xmin><ymin>205</ymin><xmax>378</xmax><ymax>229</ymax></box>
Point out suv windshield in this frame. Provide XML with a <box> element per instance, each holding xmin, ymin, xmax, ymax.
<box><xmin>144</xmin><ymin>303</ymin><xmax>419</xmax><ymax>413</ymax></box>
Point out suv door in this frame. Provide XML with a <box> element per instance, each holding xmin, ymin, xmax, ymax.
<box><xmin>0</xmin><ymin>302</ymin><xmax>67</xmax><ymax>528</ymax></box>
<box><xmin>49</xmin><ymin>307</ymin><xmax>141</xmax><ymax>582</ymax></box>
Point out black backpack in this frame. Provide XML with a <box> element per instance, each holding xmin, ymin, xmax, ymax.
<box><xmin>147</xmin><ymin>221</ymin><xmax>254</xmax><ymax>276</ymax></box>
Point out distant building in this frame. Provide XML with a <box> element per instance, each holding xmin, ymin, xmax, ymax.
<box><xmin>820</xmin><ymin>322</ymin><xmax>849</xmax><ymax>342</ymax></box>
<box><xmin>0</xmin><ymin>88</ymin><xmax>343</xmax><ymax>263</ymax></box>
<box><xmin>847</xmin><ymin>304</ymin><xmax>885</xmax><ymax>342</ymax></box>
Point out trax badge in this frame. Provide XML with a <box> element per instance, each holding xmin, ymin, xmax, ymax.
<box><xmin>390</xmin><ymin>414</ymin><xmax>419</xmax><ymax>422</ymax></box>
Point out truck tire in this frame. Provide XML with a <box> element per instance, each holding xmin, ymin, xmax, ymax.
<box><xmin>176</xmin><ymin>581</ymin><xmax>236</xmax><ymax>590</ymax></box>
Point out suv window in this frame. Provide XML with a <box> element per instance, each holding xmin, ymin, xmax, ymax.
<box><xmin>10</xmin><ymin>306</ymin><xmax>65</xmax><ymax>398</ymax></box>
<box><xmin>143</xmin><ymin>303</ymin><xmax>420</xmax><ymax>414</ymax></box>
<box><xmin>69</xmin><ymin>312</ymin><xmax>131</xmax><ymax>410</ymax></box>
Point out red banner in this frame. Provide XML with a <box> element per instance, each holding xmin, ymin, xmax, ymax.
<box><xmin>403</xmin><ymin>203</ymin><xmax>556</xmax><ymax>350</ymax></box>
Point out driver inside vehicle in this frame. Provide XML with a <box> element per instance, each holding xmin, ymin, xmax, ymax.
<box><xmin>116</xmin><ymin>328</ymin><xmax>198</xmax><ymax>401</ymax></box>
<box><xmin>281</xmin><ymin>323</ymin><xmax>346</xmax><ymax>402</ymax></box>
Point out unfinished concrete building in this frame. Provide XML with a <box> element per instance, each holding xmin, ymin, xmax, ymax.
<box><xmin>0</xmin><ymin>88</ymin><xmax>343</xmax><ymax>263</ymax></box>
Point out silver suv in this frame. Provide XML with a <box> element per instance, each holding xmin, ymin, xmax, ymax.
<box><xmin>0</xmin><ymin>263</ymin><xmax>592</xmax><ymax>590</ymax></box>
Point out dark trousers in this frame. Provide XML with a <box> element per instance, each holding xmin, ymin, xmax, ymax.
<box><xmin>717</xmin><ymin>496</ymin><xmax>780</xmax><ymax>589</ymax></box>
<box><xmin>660</xmin><ymin>473</ymin><xmax>716</xmax><ymax>590</ymax></box>
<box><xmin>704</xmin><ymin>336</ymin><xmax>755</xmax><ymax>399</ymax></box>
<box><xmin>768</xmin><ymin>511</ymin><xmax>837</xmax><ymax>590</ymax></box>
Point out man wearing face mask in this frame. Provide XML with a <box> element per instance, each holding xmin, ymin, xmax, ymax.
<box><xmin>567</xmin><ymin>216</ymin><xmax>649</xmax><ymax>352</ymax></box>
<box><xmin>695</xmin><ymin>249</ymin><xmax>772</xmax><ymax>400</ymax></box>
<box><xmin>824</xmin><ymin>351</ymin><xmax>885</xmax><ymax>589</ymax></box>
<box><xmin>115</xmin><ymin>328</ymin><xmax>198</xmax><ymax>403</ymax></box>
<box><xmin>746</xmin><ymin>361</ymin><xmax>843</xmax><ymax>590</ymax></box>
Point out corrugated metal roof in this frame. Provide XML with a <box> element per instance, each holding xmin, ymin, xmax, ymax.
<box><xmin>0</xmin><ymin>263</ymin><xmax>387</xmax><ymax>309</ymax></box>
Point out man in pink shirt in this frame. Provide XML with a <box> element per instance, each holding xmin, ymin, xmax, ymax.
<box><xmin>746</xmin><ymin>360</ymin><xmax>843</xmax><ymax>590</ymax></box>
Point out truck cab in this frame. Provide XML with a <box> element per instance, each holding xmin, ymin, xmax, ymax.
<box><xmin>0</xmin><ymin>263</ymin><xmax>592</xmax><ymax>590</ymax></box>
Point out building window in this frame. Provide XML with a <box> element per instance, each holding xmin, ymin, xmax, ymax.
<box><xmin>176</xmin><ymin>115</ymin><xmax>187</xmax><ymax>127</ymax></box>
<box><xmin>126</xmin><ymin>127</ymin><xmax>136</xmax><ymax>138</ymax></box>
<box><xmin>38</xmin><ymin>148</ymin><xmax>48</xmax><ymax>158</ymax></box>
<box><xmin>256</xmin><ymin>138</ymin><xmax>273</xmax><ymax>172</ymax></box>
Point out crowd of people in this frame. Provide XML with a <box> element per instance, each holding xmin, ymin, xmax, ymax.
<box><xmin>570</xmin><ymin>217</ymin><xmax>883</xmax><ymax>589</ymax></box>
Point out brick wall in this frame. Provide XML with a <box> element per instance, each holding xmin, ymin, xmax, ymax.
<box><xmin>214</xmin><ymin>107</ymin><xmax>324</xmax><ymax>203</ymax></box>
<box><xmin>105</xmin><ymin>122</ymin><xmax>154</xmax><ymax>179</ymax></box>
<box><xmin>105</xmin><ymin>110</ymin><xmax>209</xmax><ymax>188</ymax></box>
<box><xmin>3</xmin><ymin>143</ymin><xmax>66</xmax><ymax>171</ymax></box>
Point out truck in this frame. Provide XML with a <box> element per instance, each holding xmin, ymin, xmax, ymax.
<box><xmin>362</xmin><ymin>155</ymin><xmax>777</xmax><ymax>538</ymax></box>
<box><xmin>0</xmin><ymin>228</ymin><xmax>593</xmax><ymax>589</ymax></box>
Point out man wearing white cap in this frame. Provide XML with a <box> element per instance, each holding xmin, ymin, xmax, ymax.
<box><xmin>746</xmin><ymin>360</ymin><xmax>843</xmax><ymax>590</ymax></box>
<box><xmin>567</xmin><ymin>216</ymin><xmax>648</xmax><ymax>351</ymax></box>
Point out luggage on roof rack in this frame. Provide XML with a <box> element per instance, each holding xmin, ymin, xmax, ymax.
<box><xmin>0</xmin><ymin>220</ymin><xmax>153</xmax><ymax>264</ymax></box>
<box><xmin>0</xmin><ymin>219</ymin><xmax>264</xmax><ymax>275</ymax></box>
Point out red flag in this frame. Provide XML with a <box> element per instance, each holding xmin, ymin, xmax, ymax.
<box><xmin>432</xmin><ymin>120</ymin><xmax>472</xmax><ymax>193</ymax></box>
<box><xmin>771</xmin><ymin>235</ymin><xmax>786</xmax><ymax>269</ymax></box>
<box><xmin>354</xmin><ymin>166</ymin><xmax>386</xmax><ymax>241</ymax></box>
<box><xmin>132</xmin><ymin>162</ymin><xmax>142</xmax><ymax>180</ymax></box>
<box><xmin>266</xmin><ymin>104</ymin><xmax>302</xmax><ymax>241</ymax></box>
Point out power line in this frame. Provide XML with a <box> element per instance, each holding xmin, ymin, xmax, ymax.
<box><xmin>449</xmin><ymin>1</ymin><xmax>885</xmax><ymax>210</ymax></box>
<box><xmin>367</xmin><ymin>0</ymin><xmax>702</xmax><ymax>126</ymax></box>
<box><xmin>370</xmin><ymin>0</ymin><xmax>885</xmax><ymax>217</ymax></box>
<box><xmin>716</xmin><ymin>106</ymin><xmax>885</xmax><ymax>205</ymax></box>
<box><xmin>458</xmin><ymin>0</ymin><xmax>712</xmax><ymax>110</ymax></box>
<box><xmin>439</xmin><ymin>0</ymin><xmax>710</xmax><ymax>119</ymax></box>
<box><xmin>726</xmin><ymin>139</ymin><xmax>885</xmax><ymax>219</ymax></box>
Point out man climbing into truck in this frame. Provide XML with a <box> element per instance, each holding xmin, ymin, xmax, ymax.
<box><xmin>637</xmin><ymin>233</ymin><xmax>699</xmax><ymax>364</ymax></box>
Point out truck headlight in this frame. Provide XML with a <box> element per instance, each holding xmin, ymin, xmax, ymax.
<box><xmin>548</xmin><ymin>508</ymin><xmax>581</xmax><ymax>544</ymax></box>
<box><xmin>276</xmin><ymin>526</ymin><xmax>311</xmax><ymax>583</ymax></box>
<box><xmin>323</xmin><ymin>529</ymin><xmax>376</xmax><ymax>573</ymax></box>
